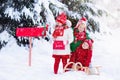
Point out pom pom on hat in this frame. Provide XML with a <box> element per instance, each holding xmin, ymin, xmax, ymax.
<box><xmin>81</xmin><ymin>17</ymin><xmax>87</xmax><ymax>22</ymax></box>
<box><xmin>75</xmin><ymin>17</ymin><xmax>87</xmax><ymax>28</ymax></box>
<box><xmin>66</xmin><ymin>19</ymin><xmax>72</xmax><ymax>27</ymax></box>
<box><xmin>56</xmin><ymin>12</ymin><xmax>67</xmax><ymax>24</ymax></box>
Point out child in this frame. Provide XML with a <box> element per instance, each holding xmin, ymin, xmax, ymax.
<box><xmin>52</xmin><ymin>12</ymin><xmax>74</xmax><ymax>74</ymax></box>
<box><xmin>69</xmin><ymin>39</ymin><xmax>94</xmax><ymax>67</ymax></box>
<box><xmin>70</xmin><ymin>17</ymin><xmax>91</xmax><ymax>52</ymax></box>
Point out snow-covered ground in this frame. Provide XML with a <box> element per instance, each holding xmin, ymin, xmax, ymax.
<box><xmin>0</xmin><ymin>27</ymin><xmax>120</xmax><ymax>80</ymax></box>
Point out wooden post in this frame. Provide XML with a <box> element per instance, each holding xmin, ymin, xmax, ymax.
<box><xmin>29</xmin><ymin>37</ymin><xmax>32</xmax><ymax>66</ymax></box>
<box><xmin>16</xmin><ymin>27</ymin><xmax>47</xmax><ymax>66</ymax></box>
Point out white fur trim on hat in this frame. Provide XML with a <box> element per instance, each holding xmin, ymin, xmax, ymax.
<box><xmin>66</xmin><ymin>20</ymin><xmax>72</xmax><ymax>27</ymax></box>
<box><xmin>75</xmin><ymin>17</ymin><xmax>87</xmax><ymax>28</ymax></box>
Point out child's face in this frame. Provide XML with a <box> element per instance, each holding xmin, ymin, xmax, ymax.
<box><xmin>82</xmin><ymin>42</ymin><xmax>89</xmax><ymax>49</ymax></box>
<box><xmin>56</xmin><ymin>21</ymin><xmax>62</xmax><ymax>26</ymax></box>
<box><xmin>78</xmin><ymin>23</ymin><xmax>86</xmax><ymax>32</ymax></box>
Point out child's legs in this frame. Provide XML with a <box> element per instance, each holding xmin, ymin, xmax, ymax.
<box><xmin>54</xmin><ymin>56</ymin><xmax>61</xmax><ymax>74</ymax></box>
<box><xmin>61</xmin><ymin>55</ymin><xmax>69</xmax><ymax>69</ymax></box>
<box><xmin>67</xmin><ymin>52</ymin><xmax>76</xmax><ymax>68</ymax></box>
<box><xmin>69</xmin><ymin>52</ymin><xmax>76</xmax><ymax>62</ymax></box>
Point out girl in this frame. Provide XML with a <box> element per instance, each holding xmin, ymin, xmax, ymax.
<box><xmin>69</xmin><ymin>39</ymin><xmax>94</xmax><ymax>67</ymax></box>
<box><xmin>52</xmin><ymin>12</ymin><xmax>74</xmax><ymax>74</ymax></box>
<box><xmin>70</xmin><ymin>17</ymin><xmax>91</xmax><ymax>52</ymax></box>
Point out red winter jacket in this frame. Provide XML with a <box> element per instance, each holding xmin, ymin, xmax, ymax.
<box><xmin>69</xmin><ymin>45</ymin><xmax>92</xmax><ymax>67</ymax></box>
<box><xmin>74</xmin><ymin>28</ymin><xmax>86</xmax><ymax>42</ymax></box>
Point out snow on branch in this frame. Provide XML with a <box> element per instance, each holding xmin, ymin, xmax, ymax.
<box><xmin>4</xmin><ymin>7</ymin><xmax>21</xmax><ymax>21</ymax></box>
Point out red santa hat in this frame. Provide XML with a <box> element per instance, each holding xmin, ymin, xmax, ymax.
<box><xmin>56</xmin><ymin>12</ymin><xmax>67</xmax><ymax>24</ymax></box>
<box><xmin>84</xmin><ymin>39</ymin><xmax>94</xmax><ymax>49</ymax></box>
<box><xmin>75</xmin><ymin>17</ymin><xmax>87</xmax><ymax>28</ymax></box>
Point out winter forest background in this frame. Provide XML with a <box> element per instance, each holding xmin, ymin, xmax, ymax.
<box><xmin>0</xmin><ymin>0</ymin><xmax>107</xmax><ymax>48</ymax></box>
<box><xmin>0</xmin><ymin>0</ymin><xmax>119</xmax><ymax>48</ymax></box>
<box><xmin>0</xmin><ymin>0</ymin><xmax>120</xmax><ymax>80</ymax></box>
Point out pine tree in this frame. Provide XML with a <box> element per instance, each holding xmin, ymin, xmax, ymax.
<box><xmin>0</xmin><ymin>0</ymin><xmax>35</xmax><ymax>47</ymax></box>
<box><xmin>0</xmin><ymin>0</ymin><xmax>106</xmax><ymax>49</ymax></box>
<box><xmin>60</xmin><ymin>0</ymin><xmax>104</xmax><ymax>32</ymax></box>
<box><xmin>0</xmin><ymin>0</ymin><xmax>66</xmax><ymax>48</ymax></box>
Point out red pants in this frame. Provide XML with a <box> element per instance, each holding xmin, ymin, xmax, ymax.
<box><xmin>52</xmin><ymin>54</ymin><xmax>69</xmax><ymax>74</ymax></box>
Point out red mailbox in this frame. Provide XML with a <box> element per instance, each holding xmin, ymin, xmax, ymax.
<box><xmin>16</xmin><ymin>27</ymin><xmax>48</xmax><ymax>66</ymax></box>
<box><xmin>16</xmin><ymin>27</ymin><xmax>45</xmax><ymax>37</ymax></box>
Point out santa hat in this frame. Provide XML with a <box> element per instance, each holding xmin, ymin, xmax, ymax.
<box><xmin>56</xmin><ymin>12</ymin><xmax>67</xmax><ymax>24</ymax></box>
<box><xmin>66</xmin><ymin>19</ymin><xmax>72</xmax><ymax>27</ymax></box>
<box><xmin>84</xmin><ymin>39</ymin><xmax>94</xmax><ymax>48</ymax></box>
<box><xmin>75</xmin><ymin>17</ymin><xmax>87</xmax><ymax>28</ymax></box>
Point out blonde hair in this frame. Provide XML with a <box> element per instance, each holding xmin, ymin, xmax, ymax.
<box><xmin>79</xmin><ymin>23</ymin><xmax>86</xmax><ymax>28</ymax></box>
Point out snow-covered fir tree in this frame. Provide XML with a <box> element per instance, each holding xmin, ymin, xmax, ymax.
<box><xmin>60</xmin><ymin>0</ymin><xmax>106</xmax><ymax>32</ymax></box>
<box><xmin>0</xmin><ymin>0</ymin><xmax>105</xmax><ymax>49</ymax></box>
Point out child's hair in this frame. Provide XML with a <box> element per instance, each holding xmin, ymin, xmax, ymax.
<box><xmin>77</xmin><ymin>23</ymin><xmax>86</xmax><ymax>32</ymax></box>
